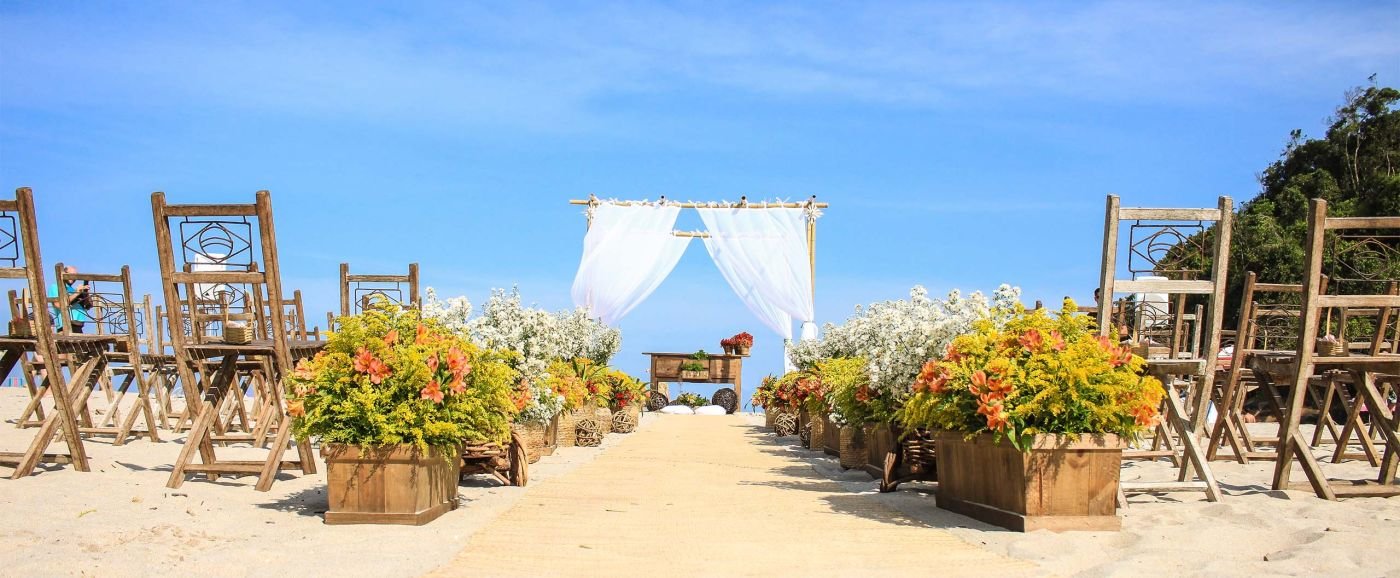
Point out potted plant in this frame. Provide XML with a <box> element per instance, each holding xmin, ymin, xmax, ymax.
<box><xmin>674</xmin><ymin>392</ymin><xmax>710</xmax><ymax>408</ymax></box>
<box><xmin>287</xmin><ymin>305</ymin><xmax>518</xmax><ymax>526</ymax></box>
<box><xmin>720</xmin><ymin>337</ymin><xmax>736</xmax><ymax>355</ymax></box>
<box><xmin>545</xmin><ymin>358</ymin><xmax>597</xmax><ymax>447</ymax></box>
<box><xmin>680</xmin><ymin>350</ymin><xmax>710</xmax><ymax>380</ymax></box>
<box><xmin>897</xmin><ymin>300</ymin><xmax>1164</xmax><ymax>532</ymax></box>
<box><xmin>731</xmin><ymin>332</ymin><xmax>754</xmax><ymax>356</ymax></box>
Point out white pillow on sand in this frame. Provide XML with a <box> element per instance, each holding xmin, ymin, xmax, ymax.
<box><xmin>694</xmin><ymin>405</ymin><xmax>727</xmax><ymax>416</ymax></box>
<box><xmin>658</xmin><ymin>405</ymin><xmax>695</xmax><ymax>415</ymax></box>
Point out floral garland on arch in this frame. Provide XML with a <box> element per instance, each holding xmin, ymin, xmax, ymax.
<box><xmin>787</xmin><ymin>284</ymin><xmax>1022</xmax><ymax>411</ymax></box>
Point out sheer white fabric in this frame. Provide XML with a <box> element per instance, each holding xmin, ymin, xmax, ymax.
<box><xmin>571</xmin><ymin>204</ymin><xmax>691</xmax><ymax>325</ymax></box>
<box><xmin>696</xmin><ymin>207</ymin><xmax>815</xmax><ymax>345</ymax></box>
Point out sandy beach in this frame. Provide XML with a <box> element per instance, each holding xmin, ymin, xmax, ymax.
<box><xmin>3</xmin><ymin>387</ymin><xmax>1399</xmax><ymax>577</ymax></box>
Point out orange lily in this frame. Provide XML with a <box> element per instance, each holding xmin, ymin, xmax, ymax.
<box><xmin>1019</xmin><ymin>329</ymin><xmax>1043</xmax><ymax>351</ymax></box>
<box><xmin>421</xmin><ymin>380</ymin><xmax>444</xmax><ymax>403</ymax></box>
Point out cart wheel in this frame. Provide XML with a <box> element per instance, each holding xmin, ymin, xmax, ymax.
<box><xmin>646</xmin><ymin>390</ymin><xmax>669</xmax><ymax>412</ymax></box>
<box><xmin>879</xmin><ymin>450</ymin><xmax>899</xmax><ymax>493</ymax></box>
<box><xmin>509</xmin><ymin>432</ymin><xmax>528</xmax><ymax>487</ymax></box>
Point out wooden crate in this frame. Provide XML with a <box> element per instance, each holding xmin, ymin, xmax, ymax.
<box><xmin>934</xmin><ymin>432</ymin><xmax>1123</xmax><ymax>532</ymax></box>
<box><xmin>322</xmin><ymin>444</ymin><xmax>460</xmax><ymax>526</ymax></box>
<box><xmin>822</xmin><ymin>415</ymin><xmax>840</xmax><ymax>456</ymax></box>
<box><xmin>864</xmin><ymin>423</ymin><xmax>894</xmax><ymax>479</ymax></box>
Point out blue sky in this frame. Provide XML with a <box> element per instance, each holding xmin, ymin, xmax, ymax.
<box><xmin>2</xmin><ymin>1</ymin><xmax>1398</xmax><ymax>396</ymax></box>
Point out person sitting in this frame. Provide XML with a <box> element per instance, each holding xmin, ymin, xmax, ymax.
<box><xmin>48</xmin><ymin>265</ymin><xmax>93</xmax><ymax>333</ymax></box>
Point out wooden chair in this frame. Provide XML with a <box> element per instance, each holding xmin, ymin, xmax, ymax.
<box><xmin>52</xmin><ymin>263</ymin><xmax>160</xmax><ymax>445</ymax></box>
<box><xmin>1206</xmin><ymin>272</ymin><xmax>1305</xmax><ymax>463</ymax></box>
<box><xmin>1097</xmin><ymin>194</ymin><xmax>1233</xmax><ymax>502</ymax></box>
<box><xmin>331</xmin><ymin>262</ymin><xmax>420</xmax><ymax>327</ymax></box>
<box><xmin>1272</xmin><ymin>200</ymin><xmax>1400</xmax><ymax>499</ymax></box>
<box><xmin>151</xmin><ymin>190</ymin><xmax>322</xmax><ymax>491</ymax></box>
<box><xmin>0</xmin><ymin>188</ymin><xmax>117</xmax><ymax>478</ymax></box>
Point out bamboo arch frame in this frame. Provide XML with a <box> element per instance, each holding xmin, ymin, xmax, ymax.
<box><xmin>568</xmin><ymin>194</ymin><xmax>829</xmax><ymax>313</ymax></box>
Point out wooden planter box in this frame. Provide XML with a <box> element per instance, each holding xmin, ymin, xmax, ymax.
<box><xmin>934</xmin><ymin>432</ymin><xmax>1124</xmax><ymax>532</ymax></box>
<box><xmin>822</xmin><ymin>415</ymin><xmax>840</xmax><ymax>456</ymax></box>
<box><xmin>322</xmin><ymin>444</ymin><xmax>461</xmax><ymax>526</ymax></box>
<box><xmin>679</xmin><ymin>370</ymin><xmax>709</xmax><ymax>380</ymax></box>
<box><xmin>864</xmin><ymin>423</ymin><xmax>894</xmax><ymax>479</ymax></box>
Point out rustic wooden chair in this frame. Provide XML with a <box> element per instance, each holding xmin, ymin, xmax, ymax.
<box><xmin>152</xmin><ymin>190</ymin><xmax>322</xmax><ymax>491</ymax></box>
<box><xmin>329</xmin><ymin>262</ymin><xmax>420</xmax><ymax>329</ymax></box>
<box><xmin>51</xmin><ymin>263</ymin><xmax>160</xmax><ymax>445</ymax></box>
<box><xmin>1097</xmin><ymin>194</ymin><xmax>1233</xmax><ymax>502</ymax></box>
<box><xmin>1206</xmin><ymin>273</ymin><xmax>1306</xmax><ymax>463</ymax></box>
<box><xmin>0</xmin><ymin>188</ymin><xmax>117</xmax><ymax>478</ymax></box>
<box><xmin>1272</xmin><ymin>199</ymin><xmax>1400</xmax><ymax>499</ymax></box>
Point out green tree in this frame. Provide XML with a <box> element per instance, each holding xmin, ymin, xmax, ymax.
<box><xmin>1168</xmin><ymin>81</ymin><xmax>1400</xmax><ymax>327</ymax></box>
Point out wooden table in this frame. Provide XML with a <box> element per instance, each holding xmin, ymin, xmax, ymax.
<box><xmin>0</xmin><ymin>333</ymin><xmax>115</xmax><ymax>477</ymax></box>
<box><xmin>644</xmin><ymin>352</ymin><xmax>744</xmax><ymax>408</ymax></box>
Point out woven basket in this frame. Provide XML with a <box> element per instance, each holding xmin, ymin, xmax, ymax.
<box><xmin>839</xmin><ymin>425</ymin><xmax>867</xmax><ymax>470</ymax></box>
<box><xmin>808</xmin><ymin>413</ymin><xmax>826</xmax><ymax>451</ymax></box>
<box><xmin>593</xmin><ymin>406</ymin><xmax>614</xmax><ymax>435</ymax></box>
<box><xmin>765</xmin><ymin>408</ymin><xmax>777</xmax><ymax>430</ymax></box>
<box><xmin>222</xmin><ymin>324</ymin><xmax>253</xmax><ymax>345</ymax></box>
<box><xmin>556</xmin><ymin>409</ymin><xmax>581</xmax><ymax>448</ymax></box>
<box><xmin>1316</xmin><ymin>338</ymin><xmax>1348</xmax><ymax>357</ymax></box>
<box><xmin>511</xmin><ymin>422</ymin><xmax>546</xmax><ymax>464</ymax></box>
<box><xmin>8</xmin><ymin>319</ymin><xmax>32</xmax><ymax>338</ymax></box>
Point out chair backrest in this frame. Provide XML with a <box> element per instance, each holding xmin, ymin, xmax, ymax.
<box><xmin>1297</xmin><ymin>201</ymin><xmax>1400</xmax><ymax>357</ymax></box>
<box><xmin>257</xmin><ymin>288</ymin><xmax>309</xmax><ymax>340</ymax></box>
<box><xmin>150</xmin><ymin>190</ymin><xmax>292</xmax><ymax>369</ymax></box>
<box><xmin>340</xmin><ymin>262</ymin><xmax>420</xmax><ymax>317</ymax></box>
<box><xmin>0</xmin><ymin>189</ymin><xmax>63</xmax><ymax>355</ymax></box>
<box><xmin>1096</xmin><ymin>195</ymin><xmax>1234</xmax><ymax>364</ymax></box>
<box><xmin>52</xmin><ymin>264</ymin><xmax>143</xmax><ymax>351</ymax></box>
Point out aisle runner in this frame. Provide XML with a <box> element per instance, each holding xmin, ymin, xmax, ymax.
<box><xmin>429</xmin><ymin>416</ymin><xmax>1039</xmax><ymax>577</ymax></box>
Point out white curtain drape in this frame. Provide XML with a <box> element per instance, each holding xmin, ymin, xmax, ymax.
<box><xmin>571</xmin><ymin>204</ymin><xmax>691</xmax><ymax>325</ymax></box>
<box><xmin>696</xmin><ymin>207</ymin><xmax>816</xmax><ymax>368</ymax></box>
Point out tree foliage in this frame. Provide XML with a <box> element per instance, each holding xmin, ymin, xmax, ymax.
<box><xmin>1169</xmin><ymin>81</ymin><xmax>1400</xmax><ymax>325</ymax></box>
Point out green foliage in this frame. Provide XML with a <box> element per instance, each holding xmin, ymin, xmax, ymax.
<box><xmin>1165</xmin><ymin>82</ymin><xmax>1400</xmax><ymax>325</ymax></box>
<box><xmin>674</xmin><ymin>392</ymin><xmax>710</xmax><ymax>408</ymax></box>
<box><xmin>820</xmin><ymin>357</ymin><xmax>895</xmax><ymax>425</ymax></box>
<box><xmin>287</xmin><ymin>305</ymin><xmax>519</xmax><ymax>450</ymax></box>
<box><xmin>689</xmin><ymin>350</ymin><xmax>710</xmax><ymax>360</ymax></box>
<box><xmin>680</xmin><ymin>361</ymin><xmax>707</xmax><ymax>372</ymax></box>
<box><xmin>896</xmin><ymin>300</ymin><xmax>1164</xmax><ymax>451</ymax></box>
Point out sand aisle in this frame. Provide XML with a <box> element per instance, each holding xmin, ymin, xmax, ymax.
<box><xmin>430</xmin><ymin>415</ymin><xmax>1038</xmax><ymax>577</ymax></box>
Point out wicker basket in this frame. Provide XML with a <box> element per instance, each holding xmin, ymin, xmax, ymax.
<box><xmin>556</xmin><ymin>409</ymin><xmax>582</xmax><ymax>448</ymax></box>
<box><xmin>839</xmin><ymin>425</ymin><xmax>867</xmax><ymax>470</ymax></box>
<box><xmin>223</xmin><ymin>323</ymin><xmax>254</xmax><ymax>345</ymax></box>
<box><xmin>511</xmin><ymin>422</ymin><xmax>547</xmax><ymax>464</ymax></box>
<box><xmin>593</xmin><ymin>406</ymin><xmax>614</xmax><ymax>435</ymax></box>
<box><xmin>764</xmin><ymin>408</ymin><xmax>778</xmax><ymax>430</ymax></box>
<box><xmin>823</xmin><ymin>415</ymin><xmax>840</xmax><ymax>457</ymax></box>
<box><xmin>1316</xmin><ymin>338</ymin><xmax>1348</xmax><ymax>357</ymax></box>
<box><xmin>808</xmin><ymin>412</ymin><xmax>826</xmax><ymax>451</ymax></box>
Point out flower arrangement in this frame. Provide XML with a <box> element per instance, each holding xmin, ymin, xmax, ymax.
<box><xmin>819</xmin><ymin>357</ymin><xmax>894</xmax><ymax>425</ymax></box>
<box><xmin>788</xmin><ymin>284</ymin><xmax>1022</xmax><ymax>407</ymax></box>
<box><xmin>674</xmin><ymin>392</ymin><xmax>710</xmax><ymax>408</ymax></box>
<box><xmin>720</xmin><ymin>337</ymin><xmax>735</xmax><ymax>352</ymax></box>
<box><xmin>287</xmin><ymin>305</ymin><xmax>519</xmax><ymax>449</ymax></box>
<box><xmin>897</xmin><ymin>299</ymin><xmax>1165</xmax><ymax>450</ymax></box>
<box><xmin>731</xmin><ymin>332</ymin><xmax>754</xmax><ymax>348</ymax></box>
<box><xmin>606</xmin><ymin>370</ymin><xmax>648</xmax><ymax>410</ymax></box>
<box><xmin>750</xmin><ymin>374</ymin><xmax>778</xmax><ymax>409</ymax></box>
<box><xmin>545</xmin><ymin>358</ymin><xmax>604</xmax><ymax>410</ymax></box>
<box><xmin>423</xmin><ymin>287</ymin><xmax>622</xmax><ymax>382</ymax></box>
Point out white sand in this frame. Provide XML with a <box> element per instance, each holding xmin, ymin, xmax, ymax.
<box><xmin>4</xmin><ymin>386</ymin><xmax>1399</xmax><ymax>578</ymax></box>
<box><xmin>0</xmin><ymin>388</ymin><xmax>643</xmax><ymax>577</ymax></box>
<box><xmin>792</xmin><ymin>417</ymin><xmax>1400</xmax><ymax>578</ymax></box>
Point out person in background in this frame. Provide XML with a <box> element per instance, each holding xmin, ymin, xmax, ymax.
<box><xmin>48</xmin><ymin>265</ymin><xmax>93</xmax><ymax>333</ymax></box>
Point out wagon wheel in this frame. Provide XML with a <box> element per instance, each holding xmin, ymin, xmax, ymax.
<box><xmin>711</xmin><ymin>388</ymin><xmax>738</xmax><ymax>414</ymax></box>
<box><xmin>508</xmin><ymin>431</ymin><xmax>528</xmax><ymax>487</ymax></box>
<box><xmin>646</xmin><ymin>390</ymin><xmax>669</xmax><ymax>412</ymax></box>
